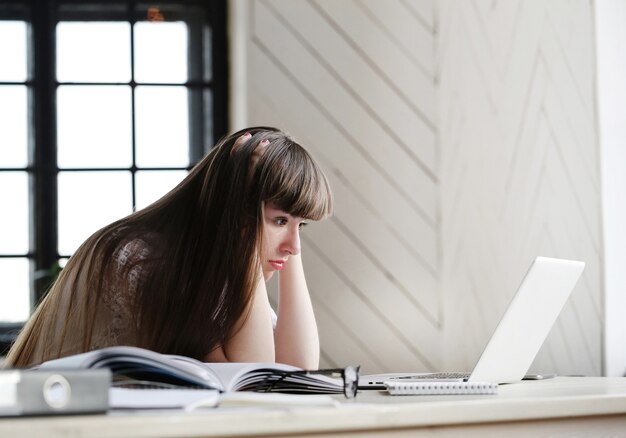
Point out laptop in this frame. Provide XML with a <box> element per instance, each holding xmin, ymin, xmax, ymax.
<box><xmin>359</xmin><ymin>256</ymin><xmax>585</xmax><ymax>389</ymax></box>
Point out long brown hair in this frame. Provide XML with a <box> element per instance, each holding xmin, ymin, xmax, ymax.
<box><xmin>5</xmin><ymin>127</ymin><xmax>332</xmax><ymax>368</ymax></box>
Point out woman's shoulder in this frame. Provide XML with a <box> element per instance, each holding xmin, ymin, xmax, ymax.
<box><xmin>112</xmin><ymin>233</ymin><xmax>158</xmax><ymax>266</ymax></box>
<box><xmin>103</xmin><ymin>233</ymin><xmax>159</xmax><ymax>314</ymax></box>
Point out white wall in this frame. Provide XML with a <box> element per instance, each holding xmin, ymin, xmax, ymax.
<box><xmin>438</xmin><ymin>0</ymin><xmax>602</xmax><ymax>376</ymax></box>
<box><xmin>231</xmin><ymin>0</ymin><xmax>440</xmax><ymax>373</ymax></box>
<box><xmin>595</xmin><ymin>0</ymin><xmax>626</xmax><ymax>377</ymax></box>
<box><xmin>232</xmin><ymin>0</ymin><xmax>604</xmax><ymax>376</ymax></box>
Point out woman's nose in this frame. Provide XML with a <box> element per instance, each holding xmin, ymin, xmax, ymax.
<box><xmin>282</xmin><ymin>228</ymin><xmax>301</xmax><ymax>256</ymax></box>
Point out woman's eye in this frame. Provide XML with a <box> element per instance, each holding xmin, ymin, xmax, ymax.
<box><xmin>275</xmin><ymin>218</ymin><xmax>288</xmax><ymax>226</ymax></box>
<box><xmin>298</xmin><ymin>222</ymin><xmax>308</xmax><ymax>230</ymax></box>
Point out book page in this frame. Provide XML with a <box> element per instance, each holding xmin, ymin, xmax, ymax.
<box><xmin>205</xmin><ymin>363</ymin><xmax>344</xmax><ymax>394</ymax></box>
<box><xmin>205</xmin><ymin>362</ymin><xmax>301</xmax><ymax>392</ymax></box>
<box><xmin>38</xmin><ymin>346</ymin><xmax>224</xmax><ymax>390</ymax></box>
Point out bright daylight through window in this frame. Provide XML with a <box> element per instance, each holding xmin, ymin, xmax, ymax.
<box><xmin>0</xmin><ymin>20</ymin><xmax>29</xmax><ymax>322</ymax></box>
<box><xmin>0</xmin><ymin>2</ymin><xmax>226</xmax><ymax>335</ymax></box>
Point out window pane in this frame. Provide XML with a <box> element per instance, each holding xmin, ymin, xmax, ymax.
<box><xmin>135</xmin><ymin>86</ymin><xmax>189</xmax><ymax>167</ymax></box>
<box><xmin>134</xmin><ymin>21</ymin><xmax>188</xmax><ymax>84</ymax></box>
<box><xmin>0</xmin><ymin>258</ymin><xmax>30</xmax><ymax>322</ymax></box>
<box><xmin>0</xmin><ymin>21</ymin><xmax>27</xmax><ymax>82</ymax></box>
<box><xmin>204</xmin><ymin>90</ymin><xmax>214</xmax><ymax>148</ymax></box>
<box><xmin>56</xmin><ymin>22</ymin><xmax>131</xmax><ymax>83</ymax></box>
<box><xmin>0</xmin><ymin>85</ymin><xmax>28</xmax><ymax>168</ymax></box>
<box><xmin>58</xmin><ymin>171</ymin><xmax>132</xmax><ymax>255</ymax></box>
<box><xmin>57</xmin><ymin>85</ymin><xmax>132</xmax><ymax>168</ymax></box>
<box><xmin>135</xmin><ymin>170</ymin><xmax>187</xmax><ymax>210</ymax></box>
<box><xmin>0</xmin><ymin>173</ymin><xmax>28</xmax><ymax>254</ymax></box>
<box><xmin>203</xmin><ymin>26</ymin><xmax>212</xmax><ymax>82</ymax></box>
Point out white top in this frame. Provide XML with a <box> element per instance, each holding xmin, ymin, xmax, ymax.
<box><xmin>270</xmin><ymin>306</ymin><xmax>278</xmax><ymax>329</ymax></box>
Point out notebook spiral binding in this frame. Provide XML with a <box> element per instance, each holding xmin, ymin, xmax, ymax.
<box><xmin>384</xmin><ymin>381</ymin><xmax>498</xmax><ymax>396</ymax></box>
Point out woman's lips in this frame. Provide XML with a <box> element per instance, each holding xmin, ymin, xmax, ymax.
<box><xmin>269</xmin><ymin>260</ymin><xmax>285</xmax><ymax>270</ymax></box>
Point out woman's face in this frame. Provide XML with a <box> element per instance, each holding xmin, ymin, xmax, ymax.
<box><xmin>261</xmin><ymin>202</ymin><xmax>307</xmax><ymax>281</ymax></box>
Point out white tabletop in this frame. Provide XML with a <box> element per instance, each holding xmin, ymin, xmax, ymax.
<box><xmin>1</xmin><ymin>377</ymin><xmax>626</xmax><ymax>437</ymax></box>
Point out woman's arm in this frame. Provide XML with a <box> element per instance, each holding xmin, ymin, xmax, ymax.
<box><xmin>274</xmin><ymin>254</ymin><xmax>320</xmax><ymax>369</ymax></box>
<box><xmin>204</xmin><ymin>273</ymin><xmax>276</xmax><ymax>363</ymax></box>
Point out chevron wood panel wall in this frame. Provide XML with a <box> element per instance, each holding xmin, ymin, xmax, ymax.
<box><xmin>239</xmin><ymin>0</ymin><xmax>440</xmax><ymax>373</ymax></box>
<box><xmin>438</xmin><ymin>0</ymin><xmax>602</xmax><ymax>376</ymax></box>
<box><xmin>235</xmin><ymin>0</ymin><xmax>603</xmax><ymax>376</ymax></box>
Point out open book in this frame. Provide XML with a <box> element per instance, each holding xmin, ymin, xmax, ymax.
<box><xmin>35</xmin><ymin>346</ymin><xmax>348</xmax><ymax>396</ymax></box>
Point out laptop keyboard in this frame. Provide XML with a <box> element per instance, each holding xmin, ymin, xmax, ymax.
<box><xmin>389</xmin><ymin>372</ymin><xmax>470</xmax><ymax>381</ymax></box>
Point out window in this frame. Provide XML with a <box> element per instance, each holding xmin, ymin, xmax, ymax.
<box><xmin>0</xmin><ymin>0</ymin><xmax>228</xmax><ymax>351</ymax></box>
<box><xmin>0</xmin><ymin>19</ymin><xmax>29</xmax><ymax>324</ymax></box>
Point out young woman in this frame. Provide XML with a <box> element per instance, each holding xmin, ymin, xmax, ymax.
<box><xmin>5</xmin><ymin>127</ymin><xmax>332</xmax><ymax>370</ymax></box>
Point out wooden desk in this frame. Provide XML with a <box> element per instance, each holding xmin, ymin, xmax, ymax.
<box><xmin>1</xmin><ymin>377</ymin><xmax>626</xmax><ymax>437</ymax></box>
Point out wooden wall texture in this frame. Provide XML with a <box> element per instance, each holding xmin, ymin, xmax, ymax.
<box><xmin>234</xmin><ymin>0</ymin><xmax>602</xmax><ymax>376</ymax></box>
<box><xmin>438</xmin><ymin>0</ymin><xmax>601</xmax><ymax>377</ymax></box>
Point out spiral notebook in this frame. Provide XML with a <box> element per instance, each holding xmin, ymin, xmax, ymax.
<box><xmin>385</xmin><ymin>381</ymin><xmax>498</xmax><ymax>396</ymax></box>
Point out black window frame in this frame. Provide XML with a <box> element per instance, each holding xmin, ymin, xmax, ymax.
<box><xmin>0</xmin><ymin>0</ymin><xmax>228</xmax><ymax>355</ymax></box>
